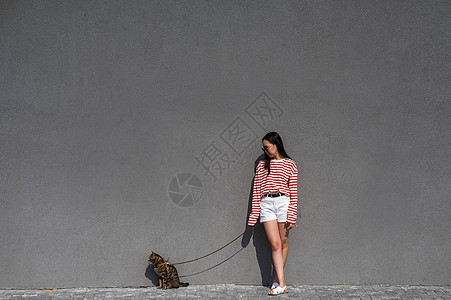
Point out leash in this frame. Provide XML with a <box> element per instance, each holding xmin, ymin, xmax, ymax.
<box><xmin>169</xmin><ymin>227</ymin><xmax>252</xmax><ymax>266</ymax></box>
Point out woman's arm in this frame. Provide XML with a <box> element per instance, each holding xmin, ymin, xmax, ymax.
<box><xmin>286</xmin><ymin>162</ymin><xmax>298</xmax><ymax>226</ymax></box>
<box><xmin>248</xmin><ymin>165</ymin><xmax>262</xmax><ymax>226</ymax></box>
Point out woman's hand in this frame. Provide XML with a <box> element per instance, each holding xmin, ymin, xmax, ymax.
<box><xmin>285</xmin><ymin>222</ymin><xmax>296</xmax><ymax>230</ymax></box>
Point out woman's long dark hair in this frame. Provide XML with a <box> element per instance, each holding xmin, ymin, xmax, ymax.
<box><xmin>262</xmin><ymin>132</ymin><xmax>291</xmax><ymax>176</ymax></box>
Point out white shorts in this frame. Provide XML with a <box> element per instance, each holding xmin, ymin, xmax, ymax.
<box><xmin>260</xmin><ymin>195</ymin><xmax>290</xmax><ymax>223</ymax></box>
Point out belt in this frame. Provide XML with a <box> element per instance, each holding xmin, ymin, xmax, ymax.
<box><xmin>264</xmin><ymin>192</ymin><xmax>285</xmax><ymax>198</ymax></box>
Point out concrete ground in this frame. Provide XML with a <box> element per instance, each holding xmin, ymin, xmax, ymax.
<box><xmin>0</xmin><ymin>284</ymin><xmax>449</xmax><ymax>299</ymax></box>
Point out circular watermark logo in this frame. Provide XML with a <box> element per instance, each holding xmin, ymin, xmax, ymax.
<box><xmin>168</xmin><ymin>173</ymin><xmax>203</xmax><ymax>207</ymax></box>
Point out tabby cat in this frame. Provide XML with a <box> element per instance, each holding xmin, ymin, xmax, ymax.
<box><xmin>148</xmin><ymin>251</ymin><xmax>189</xmax><ymax>289</ymax></box>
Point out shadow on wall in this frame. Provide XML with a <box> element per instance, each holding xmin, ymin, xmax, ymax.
<box><xmin>241</xmin><ymin>154</ymin><xmax>275</xmax><ymax>286</ymax></box>
<box><xmin>145</xmin><ymin>154</ymin><xmax>273</xmax><ymax>286</ymax></box>
<box><xmin>145</xmin><ymin>264</ymin><xmax>159</xmax><ymax>287</ymax></box>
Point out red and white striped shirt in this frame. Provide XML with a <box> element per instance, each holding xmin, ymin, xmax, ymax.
<box><xmin>248</xmin><ymin>158</ymin><xmax>298</xmax><ymax>226</ymax></box>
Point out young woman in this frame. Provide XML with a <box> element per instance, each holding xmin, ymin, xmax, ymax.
<box><xmin>248</xmin><ymin>132</ymin><xmax>298</xmax><ymax>296</ymax></box>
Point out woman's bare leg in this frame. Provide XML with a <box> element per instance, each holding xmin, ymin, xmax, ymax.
<box><xmin>263</xmin><ymin>220</ymin><xmax>286</xmax><ymax>287</ymax></box>
<box><xmin>272</xmin><ymin>222</ymin><xmax>290</xmax><ymax>285</ymax></box>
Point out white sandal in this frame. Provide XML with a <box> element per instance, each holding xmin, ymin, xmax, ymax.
<box><xmin>269</xmin><ymin>285</ymin><xmax>287</xmax><ymax>295</ymax></box>
<box><xmin>271</xmin><ymin>282</ymin><xmax>279</xmax><ymax>290</ymax></box>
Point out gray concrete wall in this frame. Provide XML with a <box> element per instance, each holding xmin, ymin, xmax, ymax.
<box><xmin>1</xmin><ymin>0</ymin><xmax>450</xmax><ymax>288</ymax></box>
